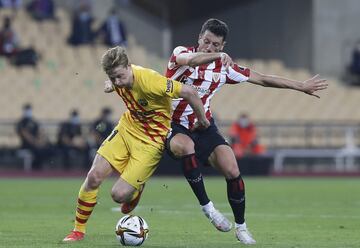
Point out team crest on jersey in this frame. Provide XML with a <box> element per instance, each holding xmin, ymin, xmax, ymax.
<box><xmin>138</xmin><ymin>98</ymin><xmax>148</xmax><ymax>107</ymax></box>
<box><xmin>212</xmin><ymin>72</ymin><xmax>220</xmax><ymax>82</ymax></box>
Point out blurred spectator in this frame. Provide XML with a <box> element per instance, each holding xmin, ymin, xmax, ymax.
<box><xmin>0</xmin><ymin>0</ymin><xmax>22</xmax><ymax>10</ymax></box>
<box><xmin>0</xmin><ymin>16</ymin><xmax>19</xmax><ymax>57</ymax></box>
<box><xmin>16</xmin><ymin>103</ymin><xmax>52</xmax><ymax>170</ymax></box>
<box><xmin>0</xmin><ymin>16</ymin><xmax>39</xmax><ymax>66</ymax></box>
<box><xmin>26</xmin><ymin>0</ymin><xmax>55</xmax><ymax>21</ymax></box>
<box><xmin>68</xmin><ymin>1</ymin><xmax>94</xmax><ymax>46</ymax></box>
<box><xmin>57</xmin><ymin>109</ymin><xmax>90</xmax><ymax>170</ymax></box>
<box><xmin>349</xmin><ymin>40</ymin><xmax>360</xmax><ymax>76</ymax></box>
<box><xmin>91</xmin><ymin>107</ymin><xmax>114</xmax><ymax>147</ymax></box>
<box><xmin>229</xmin><ymin>113</ymin><xmax>266</xmax><ymax>159</ymax></box>
<box><xmin>96</xmin><ymin>8</ymin><xmax>127</xmax><ymax>47</ymax></box>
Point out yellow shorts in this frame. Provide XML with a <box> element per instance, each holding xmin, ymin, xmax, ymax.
<box><xmin>97</xmin><ymin>124</ymin><xmax>163</xmax><ymax>190</ymax></box>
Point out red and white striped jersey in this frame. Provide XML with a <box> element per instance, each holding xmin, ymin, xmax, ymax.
<box><xmin>165</xmin><ymin>46</ymin><xmax>250</xmax><ymax>129</ymax></box>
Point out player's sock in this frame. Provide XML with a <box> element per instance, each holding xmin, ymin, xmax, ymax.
<box><xmin>226</xmin><ymin>174</ymin><xmax>246</xmax><ymax>224</ymax></box>
<box><xmin>74</xmin><ymin>183</ymin><xmax>98</xmax><ymax>233</ymax></box>
<box><xmin>182</xmin><ymin>153</ymin><xmax>210</xmax><ymax>206</ymax></box>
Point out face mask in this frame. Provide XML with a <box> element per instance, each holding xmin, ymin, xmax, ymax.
<box><xmin>24</xmin><ymin>109</ymin><xmax>32</xmax><ymax>118</ymax></box>
<box><xmin>238</xmin><ymin>118</ymin><xmax>249</xmax><ymax>128</ymax></box>
<box><xmin>71</xmin><ymin>116</ymin><xmax>80</xmax><ymax>125</ymax></box>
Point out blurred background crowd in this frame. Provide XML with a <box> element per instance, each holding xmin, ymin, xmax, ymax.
<box><xmin>1</xmin><ymin>0</ymin><xmax>360</xmax><ymax>175</ymax></box>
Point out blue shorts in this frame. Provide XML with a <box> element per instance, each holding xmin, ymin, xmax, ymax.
<box><xmin>166</xmin><ymin>118</ymin><xmax>229</xmax><ymax>166</ymax></box>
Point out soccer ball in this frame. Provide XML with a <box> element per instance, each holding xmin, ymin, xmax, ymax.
<box><xmin>115</xmin><ymin>215</ymin><xmax>149</xmax><ymax>246</ymax></box>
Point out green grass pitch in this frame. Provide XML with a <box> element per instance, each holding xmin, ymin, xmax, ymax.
<box><xmin>0</xmin><ymin>177</ymin><xmax>359</xmax><ymax>248</ymax></box>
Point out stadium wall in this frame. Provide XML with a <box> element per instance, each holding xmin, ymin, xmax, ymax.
<box><xmin>172</xmin><ymin>0</ymin><xmax>313</xmax><ymax>71</ymax></box>
<box><xmin>313</xmin><ymin>0</ymin><xmax>360</xmax><ymax>76</ymax></box>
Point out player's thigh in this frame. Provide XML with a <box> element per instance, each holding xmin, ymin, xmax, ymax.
<box><xmin>122</xmin><ymin>140</ymin><xmax>163</xmax><ymax>190</ymax></box>
<box><xmin>194</xmin><ymin>124</ymin><xmax>228</xmax><ymax>165</ymax></box>
<box><xmin>208</xmin><ymin>144</ymin><xmax>240</xmax><ymax>179</ymax></box>
<box><xmin>97</xmin><ymin>125</ymin><xmax>129</xmax><ymax>174</ymax></box>
<box><xmin>169</xmin><ymin>133</ymin><xmax>195</xmax><ymax>156</ymax></box>
<box><xmin>166</xmin><ymin>122</ymin><xmax>195</xmax><ymax>157</ymax></box>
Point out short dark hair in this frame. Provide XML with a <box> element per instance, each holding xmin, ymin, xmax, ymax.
<box><xmin>23</xmin><ymin>103</ymin><xmax>32</xmax><ymax>110</ymax></box>
<box><xmin>71</xmin><ymin>109</ymin><xmax>79</xmax><ymax>117</ymax></box>
<box><xmin>200</xmin><ymin>18</ymin><xmax>229</xmax><ymax>41</ymax></box>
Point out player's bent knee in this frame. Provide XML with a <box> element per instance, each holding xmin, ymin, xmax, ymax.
<box><xmin>223</xmin><ymin>163</ymin><xmax>240</xmax><ymax>179</ymax></box>
<box><xmin>170</xmin><ymin>135</ymin><xmax>195</xmax><ymax>157</ymax></box>
<box><xmin>111</xmin><ymin>188</ymin><xmax>132</xmax><ymax>204</ymax></box>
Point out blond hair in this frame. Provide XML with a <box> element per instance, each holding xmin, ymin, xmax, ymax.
<box><xmin>101</xmin><ymin>46</ymin><xmax>129</xmax><ymax>75</ymax></box>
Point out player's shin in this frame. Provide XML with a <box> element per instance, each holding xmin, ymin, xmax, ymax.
<box><xmin>74</xmin><ymin>183</ymin><xmax>99</xmax><ymax>233</ymax></box>
<box><xmin>226</xmin><ymin>175</ymin><xmax>246</xmax><ymax>224</ymax></box>
<box><xmin>181</xmin><ymin>153</ymin><xmax>210</xmax><ymax>206</ymax></box>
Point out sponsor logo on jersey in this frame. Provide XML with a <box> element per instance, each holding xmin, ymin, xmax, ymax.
<box><xmin>166</xmin><ymin>79</ymin><xmax>174</xmax><ymax>93</ymax></box>
<box><xmin>184</xmin><ymin>81</ymin><xmax>210</xmax><ymax>95</ymax></box>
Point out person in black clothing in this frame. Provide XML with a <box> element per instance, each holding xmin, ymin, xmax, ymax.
<box><xmin>57</xmin><ymin>109</ymin><xmax>90</xmax><ymax>170</ymax></box>
<box><xmin>16</xmin><ymin>103</ymin><xmax>51</xmax><ymax>170</ymax></box>
<box><xmin>26</xmin><ymin>0</ymin><xmax>55</xmax><ymax>21</ymax></box>
<box><xmin>67</xmin><ymin>1</ymin><xmax>94</xmax><ymax>46</ymax></box>
<box><xmin>89</xmin><ymin>107</ymin><xmax>114</xmax><ymax>159</ymax></box>
<box><xmin>91</xmin><ymin>107</ymin><xmax>113</xmax><ymax>147</ymax></box>
<box><xmin>0</xmin><ymin>16</ymin><xmax>19</xmax><ymax>57</ymax></box>
<box><xmin>96</xmin><ymin>8</ymin><xmax>127</xmax><ymax>47</ymax></box>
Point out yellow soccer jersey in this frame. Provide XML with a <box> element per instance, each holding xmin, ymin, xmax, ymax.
<box><xmin>114</xmin><ymin>65</ymin><xmax>182</xmax><ymax>147</ymax></box>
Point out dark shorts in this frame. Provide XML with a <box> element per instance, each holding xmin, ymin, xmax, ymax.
<box><xmin>166</xmin><ymin>118</ymin><xmax>229</xmax><ymax>166</ymax></box>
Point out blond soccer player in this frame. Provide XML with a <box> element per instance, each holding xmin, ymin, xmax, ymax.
<box><xmin>63</xmin><ymin>46</ymin><xmax>210</xmax><ymax>242</ymax></box>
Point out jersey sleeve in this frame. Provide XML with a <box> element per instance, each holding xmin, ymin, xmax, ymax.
<box><xmin>167</xmin><ymin>46</ymin><xmax>190</xmax><ymax>70</ymax></box>
<box><xmin>146</xmin><ymin>69</ymin><xmax>183</xmax><ymax>98</ymax></box>
<box><xmin>225</xmin><ymin>63</ymin><xmax>251</xmax><ymax>84</ymax></box>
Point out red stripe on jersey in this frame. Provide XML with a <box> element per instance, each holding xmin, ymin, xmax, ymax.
<box><xmin>124</xmin><ymin>89</ymin><xmax>169</xmax><ymax>144</ymax></box>
<box><xmin>125</xmin><ymin>89</ymin><xmax>169</xmax><ymax>133</ymax></box>
<box><xmin>226</xmin><ymin>76</ymin><xmax>239</xmax><ymax>84</ymax></box>
<box><xmin>120</xmin><ymin>89</ymin><xmax>157</xmax><ymax>143</ymax></box>
<box><xmin>198</xmin><ymin>60</ymin><xmax>222</xmax><ymax>119</ymax></box>
<box><xmin>165</xmin><ymin>47</ymin><xmax>196</xmax><ymax>80</ymax></box>
<box><xmin>205</xmin><ymin>110</ymin><xmax>212</xmax><ymax>119</ymax></box>
<box><xmin>233</xmin><ymin>64</ymin><xmax>250</xmax><ymax>77</ymax></box>
<box><xmin>78</xmin><ymin>199</ymin><xmax>96</xmax><ymax>207</ymax></box>
<box><xmin>226</xmin><ymin>64</ymin><xmax>250</xmax><ymax>84</ymax></box>
<box><xmin>172</xmin><ymin>100</ymin><xmax>188</xmax><ymax>124</ymax></box>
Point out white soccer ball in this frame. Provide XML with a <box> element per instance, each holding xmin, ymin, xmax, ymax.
<box><xmin>115</xmin><ymin>215</ymin><xmax>149</xmax><ymax>246</ymax></box>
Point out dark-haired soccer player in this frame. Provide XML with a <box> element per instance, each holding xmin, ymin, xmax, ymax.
<box><xmin>63</xmin><ymin>46</ymin><xmax>209</xmax><ymax>242</ymax></box>
<box><xmin>165</xmin><ymin>18</ymin><xmax>328</xmax><ymax>244</ymax></box>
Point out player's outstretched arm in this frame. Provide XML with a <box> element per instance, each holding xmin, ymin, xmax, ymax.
<box><xmin>176</xmin><ymin>49</ymin><xmax>233</xmax><ymax>69</ymax></box>
<box><xmin>179</xmin><ymin>85</ymin><xmax>210</xmax><ymax>130</ymax></box>
<box><xmin>104</xmin><ymin>80</ymin><xmax>115</xmax><ymax>93</ymax></box>
<box><xmin>248</xmin><ymin>70</ymin><xmax>328</xmax><ymax>98</ymax></box>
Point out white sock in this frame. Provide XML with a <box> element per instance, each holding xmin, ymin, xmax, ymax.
<box><xmin>235</xmin><ymin>222</ymin><xmax>247</xmax><ymax>229</ymax></box>
<box><xmin>201</xmin><ymin>201</ymin><xmax>214</xmax><ymax>212</ymax></box>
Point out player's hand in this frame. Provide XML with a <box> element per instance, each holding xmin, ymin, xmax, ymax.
<box><xmin>301</xmin><ymin>74</ymin><xmax>328</xmax><ymax>98</ymax></box>
<box><xmin>104</xmin><ymin>80</ymin><xmax>115</xmax><ymax>93</ymax></box>
<box><xmin>191</xmin><ymin>118</ymin><xmax>210</xmax><ymax>131</ymax></box>
<box><xmin>220</xmin><ymin>52</ymin><xmax>234</xmax><ymax>72</ymax></box>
